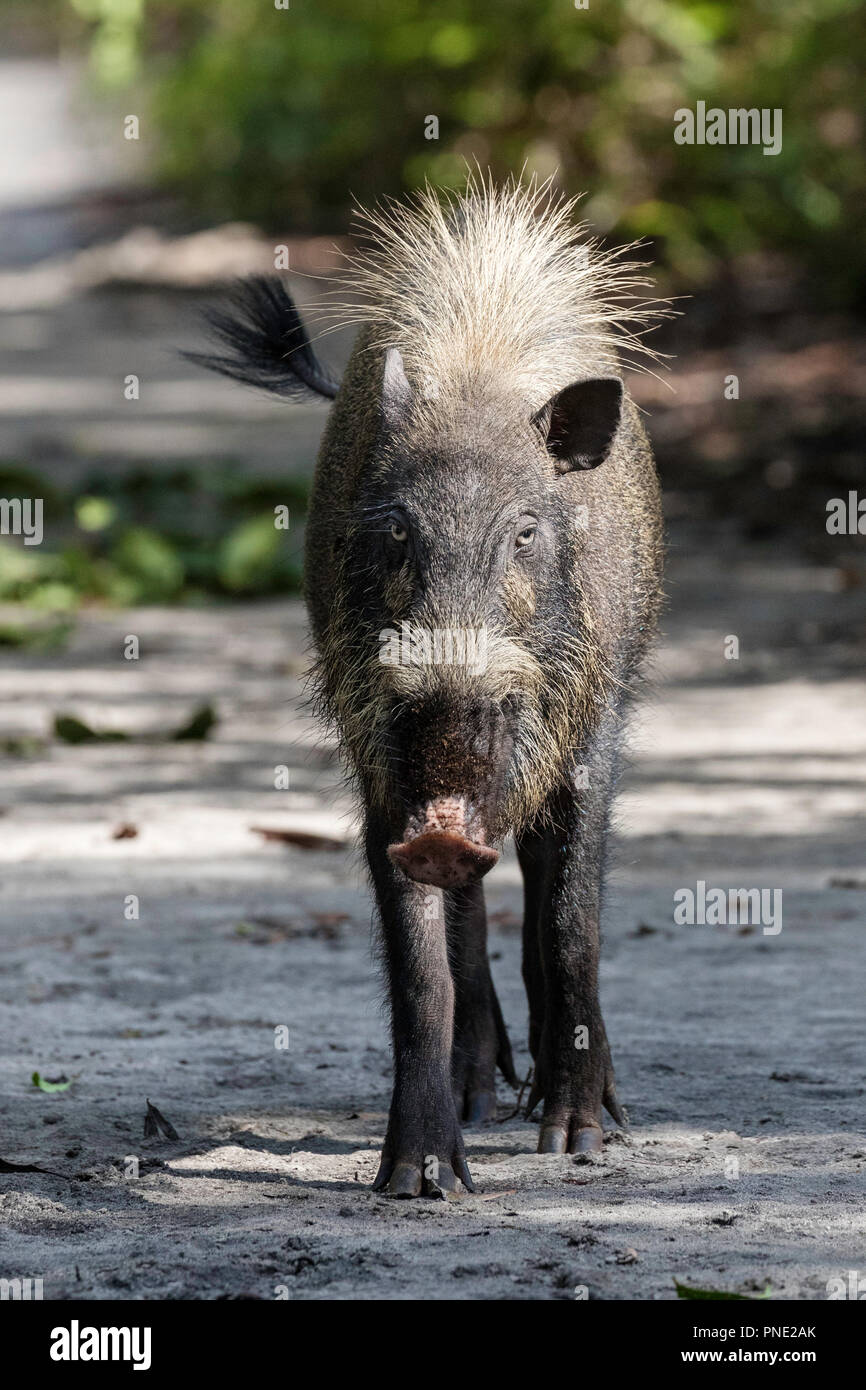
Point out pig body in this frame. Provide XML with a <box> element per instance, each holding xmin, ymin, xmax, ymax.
<box><xmin>193</xmin><ymin>177</ymin><xmax>665</xmax><ymax>1196</ymax></box>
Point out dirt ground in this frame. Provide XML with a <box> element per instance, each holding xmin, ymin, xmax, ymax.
<box><xmin>1</xmin><ymin>518</ymin><xmax>864</xmax><ymax>1301</ymax></box>
<box><xmin>0</xmin><ymin>48</ymin><xmax>863</xmax><ymax>1305</ymax></box>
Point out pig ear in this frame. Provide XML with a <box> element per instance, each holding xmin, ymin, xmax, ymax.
<box><xmin>534</xmin><ymin>377</ymin><xmax>623</xmax><ymax>472</ymax></box>
<box><xmin>382</xmin><ymin>347</ymin><xmax>412</xmax><ymax>428</ymax></box>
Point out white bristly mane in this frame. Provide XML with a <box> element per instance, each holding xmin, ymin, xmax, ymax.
<box><xmin>325</xmin><ymin>172</ymin><xmax>669</xmax><ymax>409</ymax></box>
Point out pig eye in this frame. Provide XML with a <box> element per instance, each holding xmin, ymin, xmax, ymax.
<box><xmin>389</xmin><ymin>521</ymin><xmax>408</xmax><ymax>543</ymax></box>
<box><xmin>515</xmin><ymin>522</ymin><xmax>537</xmax><ymax>550</ymax></box>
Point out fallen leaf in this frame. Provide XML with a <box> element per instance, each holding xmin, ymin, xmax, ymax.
<box><xmin>111</xmin><ymin>823</ymin><xmax>139</xmax><ymax>840</ymax></box>
<box><xmin>53</xmin><ymin>705</ymin><xmax>217</xmax><ymax>745</ymax></box>
<box><xmin>250</xmin><ymin>826</ymin><xmax>346</xmax><ymax>851</ymax></box>
<box><xmin>53</xmin><ymin>714</ymin><xmax>127</xmax><ymax>744</ymax></box>
<box><xmin>144</xmin><ymin>1099</ymin><xmax>180</xmax><ymax>1142</ymax></box>
<box><xmin>172</xmin><ymin>703</ymin><xmax>217</xmax><ymax>741</ymax></box>
<box><xmin>0</xmin><ymin>1157</ymin><xmax>65</xmax><ymax>1177</ymax></box>
<box><xmin>32</xmin><ymin>1072</ymin><xmax>72</xmax><ymax>1093</ymax></box>
<box><xmin>675</xmin><ymin>1279</ymin><xmax>772</xmax><ymax>1301</ymax></box>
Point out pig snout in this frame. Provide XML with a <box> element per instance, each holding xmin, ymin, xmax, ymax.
<box><xmin>387</xmin><ymin>797</ymin><xmax>499</xmax><ymax>889</ymax></box>
<box><xmin>388</xmin><ymin>830</ymin><xmax>498</xmax><ymax>889</ymax></box>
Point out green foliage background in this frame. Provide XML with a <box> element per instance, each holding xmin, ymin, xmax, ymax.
<box><xmin>67</xmin><ymin>0</ymin><xmax>864</xmax><ymax>298</ymax></box>
<box><xmin>0</xmin><ymin>461</ymin><xmax>306</xmax><ymax>621</ymax></box>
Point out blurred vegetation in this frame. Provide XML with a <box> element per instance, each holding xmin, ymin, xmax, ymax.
<box><xmin>61</xmin><ymin>0</ymin><xmax>864</xmax><ymax>301</ymax></box>
<box><xmin>0</xmin><ymin>461</ymin><xmax>307</xmax><ymax>626</ymax></box>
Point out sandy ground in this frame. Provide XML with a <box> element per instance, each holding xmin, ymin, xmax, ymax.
<box><xmin>0</xmin><ymin>50</ymin><xmax>862</xmax><ymax>1305</ymax></box>
<box><xmin>1</xmin><ymin>526</ymin><xmax>864</xmax><ymax>1301</ymax></box>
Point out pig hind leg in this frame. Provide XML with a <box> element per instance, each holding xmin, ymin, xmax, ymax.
<box><xmin>516</xmin><ymin>834</ymin><xmax>549</xmax><ymax>1065</ymax></box>
<box><xmin>515</xmin><ymin>740</ymin><xmax>627</xmax><ymax>1154</ymax></box>
<box><xmin>445</xmin><ymin>882</ymin><xmax>518</xmax><ymax>1123</ymax></box>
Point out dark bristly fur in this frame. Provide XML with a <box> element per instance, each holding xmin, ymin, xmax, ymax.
<box><xmin>184</xmin><ymin>274</ymin><xmax>339</xmax><ymax>400</ymax></box>
<box><xmin>192</xmin><ymin>176</ymin><xmax>668</xmax><ymax>1200</ymax></box>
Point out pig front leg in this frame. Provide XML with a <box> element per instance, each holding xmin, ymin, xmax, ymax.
<box><xmin>516</xmin><ymin>766</ymin><xmax>627</xmax><ymax>1155</ymax></box>
<box><xmin>366</xmin><ymin>813</ymin><xmax>473</xmax><ymax>1197</ymax></box>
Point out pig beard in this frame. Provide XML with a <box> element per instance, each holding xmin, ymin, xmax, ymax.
<box><xmin>313</xmin><ymin>582</ymin><xmax>614</xmax><ymax>838</ymax></box>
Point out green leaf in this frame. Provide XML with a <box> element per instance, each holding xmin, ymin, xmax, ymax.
<box><xmin>428</xmin><ymin>23</ymin><xmax>481</xmax><ymax>67</ymax></box>
<box><xmin>0</xmin><ymin>619</ymin><xmax>73</xmax><ymax>650</ymax></box>
<box><xmin>0</xmin><ymin>538</ymin><xmax>49</xmax><ymax>598</ymax></box>
<box><xmin>112</xmin><ymin>527</ymin><xmax>184</xmax><ymax>602</ymax></box>
<box><xmin>1</xmin><ymin>736</ymin><xmax>45</xmax><ymax>757</ymax></box>
<box><xmin>675</xmin><ymin>1280</ymin><xmax>772</xmax><ymax>1301</ymax></box>
<box><xmin>53</xmin><ymin>714</ymin><xmax>128</xmax><ymax>744</ymax></box>
<box><xmin>32</xmin><ymin>1072</ymin><xmax>72</xmax><ymax>1093</ymax></box>
<box><xmin>217</xmin><ymin>513</ymin><xmax>282</xmax><ymax>593</ymax></box>
<box><xmin>75</xmin><ymin>496</ymin><xmax>117</xmax><ymax>533</ymax></box>
<box><xmin>26</xmin><ymin>582</ymin><xmax>79</xmax><ymax>613</ymax></box>
<box><xmin>172</xmin><ymin>702</ymin><xmax>217</xmax><ymax>741</ymax></box>
<box><xmin>53</xmin><ymin>714</ymin><xmax>100</xmax><ymax>744</ymax></box>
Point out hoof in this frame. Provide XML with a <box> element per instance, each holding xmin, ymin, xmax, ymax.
<box><xmin>571</xmin><ymin>1125</ymin><xmax>604</xmax><ymax>1154</ymax></box>
<box><xmin>538</xmin><ymin>1121</ymin><xmax>604</xmax><ymax>1155</ymax></box>
<box><xmin>373</xmin><ymin>1153</ymin><xmax>474</xmax><ymax>1199</ymax></box>
<box><xmin>538</xmin><ymin>1124</ymin><xmax>568</xmax><ymax>1154</ymax></box>
<box><xmin>388</xmin><ymin>1162</ymin><xmax>423</xmax><ymax>1198</ymax></box>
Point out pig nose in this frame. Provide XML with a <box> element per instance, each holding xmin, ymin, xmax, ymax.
<box><xmin>388</xmin><ymin>831</ymin><xmax>499</xmax><ymax>890</ymax></box>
